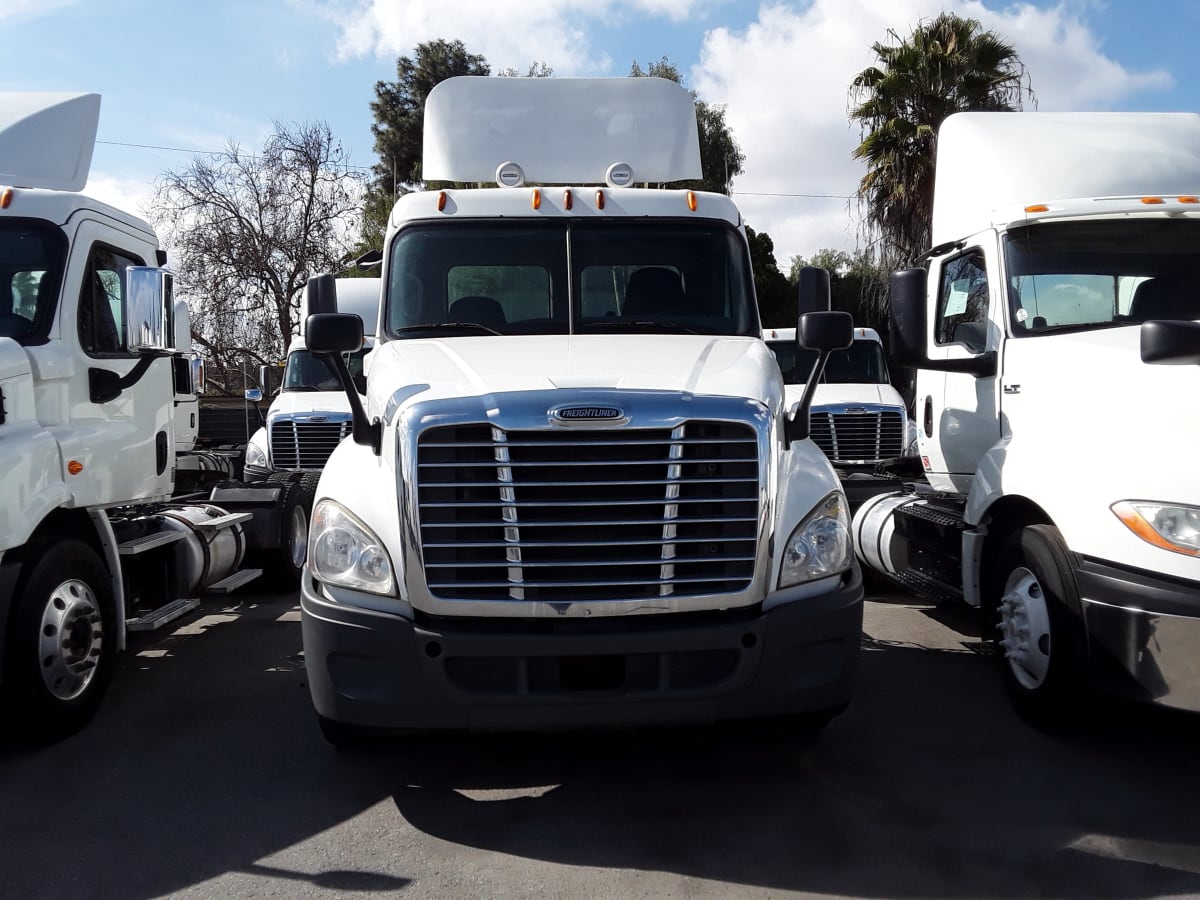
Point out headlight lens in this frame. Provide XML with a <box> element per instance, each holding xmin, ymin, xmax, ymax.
<box><xmin>779</xmin><ymin>491</ymin><xmax>853</xmax><ymax>588</ymax></box>
<box><xmin>309</xmin><ymin>499</ymin><xmax>396</xmax><ymax>594</ymax></box>
<box><xmin>1112</xmin><ymin>501</ymin><xmax>1200</xmax><ymax>557</ymax></box>
<box><xmin>244</xmin><ymin>440</ymin><xmax>268</xmax><ymax>469</ymax></box>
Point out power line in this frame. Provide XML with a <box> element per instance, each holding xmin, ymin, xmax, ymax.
<box><xmin>95</xmin><ymin>139</ymin><xmax>376</xmax><ymax>172</ymax></box>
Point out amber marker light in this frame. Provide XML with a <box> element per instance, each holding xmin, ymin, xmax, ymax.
<box><xmin>1024</xmin><ymin>204</ymin><xmax>1049</xmax><ymax>213</ymax></box>
<box><xmin>595</xmin><ymin>189</ymin><xmax>605</xmax><ymax>210</ymax></box>
<box><xmin>67</xmin><ymin>460</ymin><xmax>83</xmax><ymax>475</ymax></box>
<box><xmin>1141</xmin><ymin>196</ymin><xmax>1165</xmax><ymax>204</ymax></box>
<box><xmin>686</xmin><ymin>191</ymin><xmax>697</xmax><ymax>212</ymax></box>
<box><xmin>1179</xmin><ymin>196</ymin><xmax>1199</xmax><ymax>204</ymax></box>
<box><xmin>563</xmin><ymin>189</ymin><xmax>573</xmax><ymax>210</ymax></box>
<box><xmin>436</xmin><ymin>191</ymin><xmax>447</xmax><ymax>211</ymax></box>
<box><xmin>0</xmin><ymin>188</ymin><xmax>12</xmax><ymax>209</ymax></box>
<box><xmin>531</xmin><ymin>188</ymin><xmax>542</xmax><ymax>210</ymax></box>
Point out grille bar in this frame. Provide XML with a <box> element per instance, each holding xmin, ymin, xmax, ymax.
<box><xmin>417</xmin><ymin>421</ymin><xmax>760</xmax><ymax>603</ymax></box>
<box><xmin>270</xmin><ymin>419</ymin><xmax>352</xmax><ymax>470</ymax></box>
<box><xmin>810</xmin><ymin>410</ymin><xmax>904</xmax><ymax>463</ymax></box>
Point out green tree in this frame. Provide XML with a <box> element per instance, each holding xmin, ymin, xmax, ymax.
<box><xmin>849</xmin><ymin>13</ymin><xmax>1034</xmax><ymax>273</ymax></box>
<box><xmin>790</xmin><ymin>248</ymin><xmax>889</xmax><ymax>333</ymax></box>
<box><xmin>630</xmin><ymin>57</ymin><xmax>745</xmax><ymax>195</ymax></box>
<box><xmin>746</xmin><ymin>227</ymin><xmax>792</xmax><ymax>328</ymax></box>
<box><xmin>362</xmin><ymin>39</ymin><xmax>491</xmax><ymax>248</ymax></box>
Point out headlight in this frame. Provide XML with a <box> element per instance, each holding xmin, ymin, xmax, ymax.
<box><xmin>309</xmin><ymin>499</ymin><xmax>396</xmax><ymax>594</ymax></box>
<box><xmin>244</xmin><ymin>440</ymin><xmax>268</xmax><ymax>469</ymax></box>
<box><xmin>1112</xmin><ymin>500</ymin><xmax>1200</xmax><ymax>557</ymax></box>
<box><xmin>779</xmin><ymin>491</ymin><xmax>853</xmax><ymax>588</ymax></box>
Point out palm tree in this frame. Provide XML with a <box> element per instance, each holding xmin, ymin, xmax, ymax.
<box><xmin>850</xmin><ymin>13</ymin><xmax>1034</xmax><ymax>271</ymax></box>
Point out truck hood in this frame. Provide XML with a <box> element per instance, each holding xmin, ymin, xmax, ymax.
<box><xmin>784</xmin><ymin>382</ymin><xmax>906</xmax><ymax>413</ymax></box>
<box><xmin>267</xmin><ymin>390</ymin><xmax>355</xmax><ymax>420</ymax></box>
<box><xmin>367</xmin><ymin>334</ymin><xmax>779</xmax><ymax>412</ymax></box>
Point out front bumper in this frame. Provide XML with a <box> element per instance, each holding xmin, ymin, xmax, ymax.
<box><xmin>301</xmin><ymin>567</ymin><xmax>864</xmax><ymax>732</ymax></box>
<box><xmin>1079</xmin><ymin>557</ymin><xmax>1200</xmax><ymax>711</ymax></box>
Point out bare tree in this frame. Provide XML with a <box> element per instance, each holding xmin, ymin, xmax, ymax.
<box><xmin>150</xmin><ymin>121</ymin><xmax>364</xmax><ymax>391</ymax></box>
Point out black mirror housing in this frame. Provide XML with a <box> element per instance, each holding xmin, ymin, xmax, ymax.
<box><xmin>890</xmin><ymin>268</ymin><xmax>928</xmax><ymax>367</ymax></box>
<box><xmin>796</xmin><ymin>265</ymin><xmax>832</xmax><ymax>317</ymax></box>
<box><xmin>307</xmin><ymin>313</ymin><xmax>363</xmax><ymax>354</ymax></box>
<box><xmin>1141</xmin><ymin>319</ymin><xmax>1200</xmax><ymax>365</ymax></box>
<box><xmin>798</xmin><ymin>310</ymin><xmax>853</xmax><ymax>352</ymax></box>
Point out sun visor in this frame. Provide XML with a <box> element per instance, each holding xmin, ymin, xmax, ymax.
<box><xmin>423</xmin><ymin>77</ymin><xmax>702</xmax><ymax>186</ymax></box>
<box><xmin>0</xmin><ymin>92</ymin><xmax>101</xmax><ymax>192</ymax></box>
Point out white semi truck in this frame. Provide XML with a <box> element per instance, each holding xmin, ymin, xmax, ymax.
<box><xmin>299</xmin><ymin>76</ymin><xmax>865</xmax><ymax>743</ymax></box>
<box><xmin>243</xmin><ymin>277</ymin><xmax>379</xmax><ymax>482</ymax></box>
<box><xmin>852</xmin><ymin>112</ymin><xmax>1200</xmax><ymax>726</ymax></box>
<box><xmin>0</xmin><ymin>93</ymin><xmax>304</xmax><ymax>740</ymax></box>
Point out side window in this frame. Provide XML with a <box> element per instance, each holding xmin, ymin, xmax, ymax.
<box><xmin>935</xmin><ymin>251</ymin><xmax>990</xmax><ymax>352</ymax></box>
<box><xmin>79</xmin><ymin>245</ymin><xmax>142</xmax><ymax>356</ymax></box>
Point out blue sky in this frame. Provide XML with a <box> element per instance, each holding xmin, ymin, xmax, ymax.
<box><xmin>2</xmin><ymin>0</ymin><xmax>1198</xmax><ymax>267</ymax></box>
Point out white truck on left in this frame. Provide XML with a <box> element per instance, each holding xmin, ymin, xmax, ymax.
<box><xmin>0</xmin><ymin>93</ymin><xmax>303</xmax><ymax>740</ymax></box>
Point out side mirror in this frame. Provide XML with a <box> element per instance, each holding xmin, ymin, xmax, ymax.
<box><xmin>796</xmin><ymin>266</ymin><xmax>832</xmax><ymax>316</ymax></box>
<box><xmin>890</xmin><ymin>268</ymin><xmax>928</xmax><ymax>367</ymax></box>
<box><xmin>307</xmin><ymin>312</ymin><xmax>363</xmax><ymax>353</ymax></box>
<box><xmin>307</xmin><ymin>273</ymin><xmax>339</xmax><ymax>317</ymax></box>
<box><xmin>257</xmin><ymin>364</ymin><xmax>274</xmax><ymax>394</ymax></box>
<box><xmin>125</xmin><ymin>267</ymin><xmax>174</xmax><ymax>352</ymax></box>
<box><xmin>1141</xmin><ymin>320</ymin><xmax>1200</xmax><ymax>365</ymax></box>
<box><xmin>786</xmin><ymin>310</ymin><xmax>854</xmax><ymax>446</ymax></box>
<box><xmin>798</xmin><ymin>309</ymin><xmax>853</xmax><ymax>352</ymax></box>
<box><xmin>355</xmin><ymin>248</ymin><xmax>383</xmax><ymax>270</ymax></box>
<box><xmin>245</xmin><ymin>388</ymin><xmax>263</xmax><ymax>403</ymax></box>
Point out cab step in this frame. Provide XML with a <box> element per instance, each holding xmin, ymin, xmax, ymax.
<box><xmin>206</xmin><ymin>567</ymin><xmax>262</xmax><ymax>594</ymax></box>
<box><xmin>127</xmin><ymin>598</ymin><xmax>200</xmax><ymax>631</ymax></box>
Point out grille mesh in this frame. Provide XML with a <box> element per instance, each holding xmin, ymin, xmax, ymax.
<box><xmin>270</xmin><ymin>420</ymin><xmax>352</xmax><ymax>470</ymax></box>
<box><xmin>417</xmin><ymin>422</ymin><xmax>760</xmax><ymax>602</ymax></box>
<box><xmin>810</xmin><ymin>410</ymin><xmax>904</xmax><ymax>463</ymax></box>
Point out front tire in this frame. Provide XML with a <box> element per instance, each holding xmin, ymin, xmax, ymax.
<box><xmin>3</xmin><ymin>540</ymin><xmax>115</xmax><ymax>742</ymax></box>
<box><xmin>995</xmin><ymin>525</ymin><xmax>1089</xmax><ymax>729</ymax></box>
<box><xmin>265</xmin><ymin>474</ymin><xmax>314</xmax><ymax>589</ymax></box>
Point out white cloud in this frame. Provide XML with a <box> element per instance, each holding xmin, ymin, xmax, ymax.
<box><xmin>694</xmin><ymin>0</ymin><xmax>1173</xmax><ymax>267</ymax></box>
<box><xmin>83</xmin><ymin>172</ymin><xmax>158</xmax><ymax>226</ymax></box>
<box><xmin>0</xmin><ymin>0</ymin><xmax>75</xmax><ymax>20</ymax></box>
<box><xmin>314</xmin><ymin>0</ymin><xmax>712</xmax><ymax>74</ymax></box>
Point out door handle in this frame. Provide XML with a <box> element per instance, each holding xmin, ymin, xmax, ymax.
<box><xmin>923</xmin><ymin>396</ymin><xmax>934</xmax><ymax>438</ymax></box>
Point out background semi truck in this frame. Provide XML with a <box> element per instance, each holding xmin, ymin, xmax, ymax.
<box><xmin>852</xmin><ymin>111</ymin><xmax>1200</xmax><ymax>726</ymax></box>
<box><xmin>0</xmin><ymin>93</ymin><xmax>302</xmax><ymax>740</ymax></box>
<box><xmin>300</xmin><ymin>76</ymin><xmax>865</xmax><ymax>743</ymax></box>
<box><xmin>243</xmin><ymin>277</ymin><xmax>379</xmax><ymax>483</ymax></box>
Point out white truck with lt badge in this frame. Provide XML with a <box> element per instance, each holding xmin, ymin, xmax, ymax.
<box><xmin>299</xmin><ymin>77</ymin><xmax>864</xmax><ymax>742</ymax></box>
<box><xmin>853</xmin><ymin>112</ymin><xmax>1200</xmax><ymax>726</ymax></box>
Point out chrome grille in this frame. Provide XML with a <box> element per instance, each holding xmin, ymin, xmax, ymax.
<box><xmin>269</xmin><ymin>419</ymin><xmax>352</xmax><ymax>470</ymax></box>
<box><xmin>810</xmin><ymin>409</ymin><xmax>904</xmax><ymax>463</ymax></box>
<box><xmin>417</xmin><ymin>422</ymin><xmax>760</xmax><ymax>602</ymax></box>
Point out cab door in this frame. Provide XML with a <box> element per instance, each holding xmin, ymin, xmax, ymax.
<box><xmin>58</xmin><ymin>218</ymin><xmax>173</xmax><ymax>506</ymax></box>
<box><xmin>917</xmin><ymin>236</ymin><xmax>1003</xmax><ymax>492</ymax></box>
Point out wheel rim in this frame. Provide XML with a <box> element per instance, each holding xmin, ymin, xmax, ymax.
<box><xmin>288</xmin><ymin>505</ymin><xmax>309</xmax><ymax>570</ymax></box>
<box><xmin>998</xmin><ymin>566</ymin><xmax>1052</xmax><ymax>690</ymax></box>
<box><xmin>38</xmin><ymin>578</ymin><xmax>104</xmax><ymax>701</ymax></box>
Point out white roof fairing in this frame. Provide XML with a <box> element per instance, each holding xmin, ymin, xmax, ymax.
<box><xmin>422</xmin><ymin>77</ymin><xmax>702</xmax><ymax>186</ymax></box>
<box><xmin>0</xmin><ymin>92</ymin><xmax>100</xmax><ymax>192</ymax></box>
<box><xmin>932</xmin><ymin>112</ymin><xmax>1200</xmax><ymax>245</ymax></box>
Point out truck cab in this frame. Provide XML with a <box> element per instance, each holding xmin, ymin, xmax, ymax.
<box><xmin>299</xmin><ymin>77</ymin><xmax>864</xmax><ymax>742</ymax></box>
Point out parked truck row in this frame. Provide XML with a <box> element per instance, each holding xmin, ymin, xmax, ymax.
<box><xmin>4</xmin><ymin>85</ymin><xmax>1197</xmax><ymax>746</ymax></box>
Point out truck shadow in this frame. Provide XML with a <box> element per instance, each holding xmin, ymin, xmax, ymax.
<box><xmin>3</xmin><ymin>596</ymin><xmax>1200</xmax><ymax>898</ymax></box>
<box><xmin>369</xmin><ymin>620</ymin><xmax>1200</xmax><ymax>898</ymax></box>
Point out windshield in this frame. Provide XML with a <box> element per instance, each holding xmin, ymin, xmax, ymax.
<box><xmin>283</xmin><ymin>347</ymin><xmax>370</xmax><ymax>392</ymax></box>
<box><xmin>1005</xmin><ymin>219</ymin><xmax>1200</xmax><ymax>335</ymax></box>
<box><xmin>0</xmin><ymin>218</ymin><xmax>67</xmax><ymax>345</ymax></box>
<box><xmin>766</xmin><ymin>339</ymin><xmax>890</xmax><ymax>385</ymax></box>
<box><xmin>384</xmin><ymin>219</ymin><xmax>759</xmax><ymax>338</ymax></box>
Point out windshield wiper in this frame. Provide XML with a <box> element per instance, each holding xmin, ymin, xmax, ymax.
<box><xmin>394</xmin><ymin>322</ymin><xmax>502</xmax><ymax>336</ymax></box>
<box><xmin>285</xmin><ymin>385</ymin><xmax>322</xmax><ymax>392</ymax></box>
<box><xmin>579</xmin><ymin>320</ymin><xmax>697</xmax><ymax>334</ymax></box>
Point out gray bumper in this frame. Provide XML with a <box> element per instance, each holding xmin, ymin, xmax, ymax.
<box><xmin>1080</xmin><ymin>558</ymin><xmax>1200</xmax><ymax>711</ymax></box>
<box><xmin>301</xmin><ymin>567</ymin><xmax>864</xmax><ymax>732</ymax></box>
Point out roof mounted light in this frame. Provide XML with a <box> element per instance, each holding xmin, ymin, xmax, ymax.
<box><xmin>563</xmin><ymin>189</ymin><xmax>573</xmax><ymax>210</ymax></box>
<box><xmin>531</xmin><ymin>188</ymin><xmax>541</xmax><ymax>210</ymax></box>
<box><xmin>436</xmin><ymin>191</ymin><xmax>447</xmax><ymax>212</ymax></box>
<box><xmin>1141</xmin><ymin>196</ymin><xmax>1165</xmax><ymax>205</ymax></box>
<box><xmin>0</xmin><ymin>187</ymin><xmax>11</xmax><ymax>209</ymax></box>
<box><xmin>605</xmin><ymin>162</ymin><xmax>634</xmax><ymax>188</ymax></box>
<box><xmin>496</xmin><ymin>161</ymin><xmax>525</xmax><ymax>188</ymax></box>
<box><xmin>1024</xmin><ymin>204</ymin><xmax>1049</xmax><ymax>213</ymax></box>
<box><xmin>686</xmin><ymin>191</ymin><xmax>697</xmax><ymax>212</ymax></box>
<box><xmin>595</xmin><ymin>189</ymin><xmax>605</xmax><ymax>210</ymax></box>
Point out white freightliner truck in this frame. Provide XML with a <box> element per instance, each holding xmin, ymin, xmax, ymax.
<box><xmin>0</xmin><ymin>93</ymin><xmax>307</xmax><ymax>739</ymax></box>
<box><xmin>853</xmin><ymin>112</ymin><xmax>1200</xmax><ymax>725</ymax></box>
<box><xmin>299</xmin><ymin>76</ymin><xmax>865</xmax><ymax>742</ymax></box>
<box><xmin>243</xmin><ymin>277</ymin><xmax>379</xmax><ymax>483</ymax></box>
